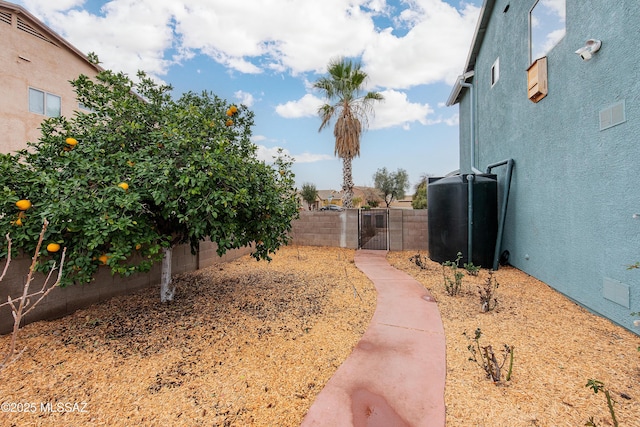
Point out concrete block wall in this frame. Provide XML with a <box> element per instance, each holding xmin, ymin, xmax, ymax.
<box><xmin>0</xmin><ymin>242</ymin><xmax>252</xmax><ymax>334</ymax></box>
<box><xmin>199</xmin><ymin>239</ymin><xmax>253</xmax><ymax>268</ymax></box>
<box><xmin>1</xmin><ymin>210</ymin><xmax>427</xmax><ymax>334</ymax></box>
<box><xmin>388</xmin><ymin>210</ymin><xmax>404</xmax><ymax>251</ymax></box>
<box><xmin>289</xmin><ymin>210</ymin><xmax>359</xmax><ymax>249</ymax></box>
<box><xmin>398</xmin><ymin>209</ymin><xmax>429</xmax><ymax>251</ymax></box>
<box><xmin>290</xmin><ymin>209</ymin><xmax>428</xmax><ymax>251</ymax></box>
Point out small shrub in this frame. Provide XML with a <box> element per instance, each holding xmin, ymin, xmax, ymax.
<box><xmin>479</xmin><ymin>271</ymin><xmax>499</xmax><ymax>312</ymax></box>
<box><xmin>585</xmin><ymin>379</ymin><xmax>618</xmax><ymax>427</ymax></box>
<box><xmin>464</xmin><ymin>328</ymin><xmax>514</xmax><ymax>383</ymax></box>
<box><xmin>442</xmin><ymin>252</ymin><xmax>464</xmax><ymax>296</ymax></box>
<box><xmin>409</xmin><ymin>253</ymin><xmax>428</xmax><ymax>270</ymax></box>
<box><xmin>464</xmin><ymin>261</ymin><xmax>481</xmax><ymax>276</ymax></box>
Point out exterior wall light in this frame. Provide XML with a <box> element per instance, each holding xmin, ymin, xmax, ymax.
<box><xmin>575</xmin><ymin>39</ymin><xmax>602</xmax><ymax>61</ymax></box>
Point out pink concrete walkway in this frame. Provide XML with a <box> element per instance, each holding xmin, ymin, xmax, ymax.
<box><xmin>300</xmin><ymin>250</ymin><xmax>446</xmax><ymax>427</ymax></box>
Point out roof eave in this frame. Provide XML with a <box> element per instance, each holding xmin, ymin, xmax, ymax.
<box><xmin>445</xmin><ymin>0</ymin><xmax>496</xmax><ymax>106</ymax></box>
<box><xmin>446</xmin><ymin>70</ymin><xmax>474</xmax><ymax>107</ymax></box>
<box><xmin>0</xmin><ymin>0</ymin><xmax>104</xmax><ymax>74</ymax></box>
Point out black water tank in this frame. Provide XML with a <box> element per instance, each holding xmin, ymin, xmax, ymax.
<box><xmin>428</xmin><ymin>174</ymin><xmax>497</xmax><ymax>268</ymax></box>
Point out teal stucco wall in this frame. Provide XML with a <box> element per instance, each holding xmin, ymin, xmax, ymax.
<box><xmin>456</xmin><ymin>0</ymin><xmax>640</xmax><ymax>332</ymax></box>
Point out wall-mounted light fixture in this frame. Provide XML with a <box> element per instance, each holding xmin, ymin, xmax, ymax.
<box><xmin>575</xmin><ymin>39</ymin><xmax>602</xmax><ymax>61</ymax></box>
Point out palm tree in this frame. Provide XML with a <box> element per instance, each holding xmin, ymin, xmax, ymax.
<box><xmin>314</xmin><ymin>57</ymin><xmax>383</xmax><ymax>208</ymax></box>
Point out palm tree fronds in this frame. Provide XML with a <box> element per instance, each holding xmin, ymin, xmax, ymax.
<box><xmin>313</xmin><ymin>56</ymin><xmax>383</xmax><ymax>208</ymax></box>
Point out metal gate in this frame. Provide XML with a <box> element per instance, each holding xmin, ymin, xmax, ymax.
<box><xmin>359</xmin><ymin>209</ymin><xmax>389</xmax><ymax>250</ymax></box>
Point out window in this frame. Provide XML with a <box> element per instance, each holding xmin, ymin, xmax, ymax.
<box><xmin>78</xmin><ymin>102</ymin><xmax>94</xmax><ymax>112</ymax></box>
<box><xmin>29</xmin><ymin>88</ymin><xmax>61</xmax><ymax>117</ymax></box>
<box><xmin>491</xmin><ymin>57</ymin><xmax>500</xmax><ymax>87</ymax></box>
<box><xmin>529</xmin><ymin>0</ymin><xmax>566</xmax><ymax>63</ymax></box>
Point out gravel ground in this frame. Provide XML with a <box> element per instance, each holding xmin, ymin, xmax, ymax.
<box><xmin>387</xmin><ymin>251</ymin><xmax>640</xmax><ymax>427</ymax></box>
<box><xmin>0</xmin><ymin>246</ymin><xmax>376</xmax><ymax>427</ymax></box>
<box><xmin>1</xmin><ymin>246</ymin><xmax>639</xmax><ymax>427</ymax></box>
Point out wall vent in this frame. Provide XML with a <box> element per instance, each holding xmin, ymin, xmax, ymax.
<box><xmin>600</xmin><ymin>100</ymin><xmax>626</xmax><ymax>131</ymax></box>
<box><xmin>603</xmin><ymin>277</ymin><xmax>630</xmax><ymax>308</ymax></box>
<box><xmin>16</xmin><ymin>16</ymin><xmax>58</xmax><ymax>46</ymax></box>
<box><xmin>0</xmin><ymin>10</ymin><xmax>11</xmax><ymax>25</ymax></box>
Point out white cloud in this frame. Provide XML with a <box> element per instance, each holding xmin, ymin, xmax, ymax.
<box><xmin>542</xmin><ymin>0</ymin><xmax>566</xmax><ymax>21</ymax></box>
<box><xmin>256</xmin><ymin>145</ymin><xmax>332</xmax><ymax>164</ymax></box>
<box><xmin>16</xmin><ymin>0</ymin><xmax>480</xmax><ymax>88</ymax></box>
<box><xmin>293</xmin><ymin>152</ymin><xmax>334</xmax><ymax>163</ymax></box>
<box><xmin>234</xmin><ymin>90</ymin><xmax>256</xmax><ymax>107</ymax></box>
<box><xmin>18</xmin><ymin>0</ymin><xmax>84</xmax><ymax>13</ymax></box>
<box><xmin>443</xmin><ymin>113</ymin><xmax>459</xmax><ymax>126</ymax></box>
<box><xmin>275</xmin><ymin>94</ymin><xmax>323</xmax><ymax>119</ymax></box>
<box><xmin>364</xmin><ymin>0</ymin><xmax>481</xmax><ymax>88</ymax></box>
<box><xmin>251</xmin><ymin>135</ymin><xmax>267</xmax><ymax>143</ymax></box>
<box><xmin>370</xmin><ymin>89</ymin><xmax>434</xmax><ymax>129</ymax></box>
<box><xmin>20</xmin><ymin>0</ymin><xmax>182</xmax><ymax>78</ymax></box>
<box><xmin>278</xmin><ymin>89</ymin><xmax>434</xmax><ymax>130</ymax></box>
<box><xmin>256</xmin><ymin>145</ymin><xmax>286</xmax><ymax>163</ymax></box>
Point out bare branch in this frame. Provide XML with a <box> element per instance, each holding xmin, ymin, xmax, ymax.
<box><xmin>1</xmin><ymin>218</ymin><xmax>65</xmax><ymax>371</ymax></box>
<box><xmin>0</xmin><ymin>233</ymin><xmax>11</xmax><ymax>283</ymax></box>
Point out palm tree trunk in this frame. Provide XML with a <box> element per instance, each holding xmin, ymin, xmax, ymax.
<box><xmin>342</xmin><ymin>157</ymin><xmax>354</xmax><ymax>208</ymax></box>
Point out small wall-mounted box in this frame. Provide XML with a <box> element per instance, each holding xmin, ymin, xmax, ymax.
<box><xmin>527</xmin><ymin>57</ymin><xmax>548</xmax><ymax>103</ymax></box>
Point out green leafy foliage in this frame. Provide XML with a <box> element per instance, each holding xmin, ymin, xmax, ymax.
<box><xmin>411</xmin><ymin>174</ymin><xmax>431</xmax><ymax>209</ymax></box>
<box><xmin>463</xmin><ymin>261</ymin><xmax>481</xmax><ymax>276</ymax></box>
<box><xmin>373</xmin><ymin>167</ymin><xmax>409</xmax><ymax>208</ymax></box>
<box><xmin>300</xmin><ymin>183</ymin><xmax>318</xmax><ymax>210</ymax></box>
<box><xmin>442</xmin><ymin>252</ymin><xmax>464</xmax><ymax>296</ymax></box>
<box><xmin>0</xmin><ymin>69</ymin><xmax>299</xmax><ymax>286</ymax></box>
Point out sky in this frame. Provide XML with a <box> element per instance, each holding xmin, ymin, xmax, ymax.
<box><xmin>16</xmin><ymin>0</ymin><xmax>483</xmax><ymax>192</ymax></box>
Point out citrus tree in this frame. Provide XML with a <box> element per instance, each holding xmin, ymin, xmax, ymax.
<box><xmin>0</xmin><ymin>69</ymin><xmax>299</xmax><ymax>301</ymax></box>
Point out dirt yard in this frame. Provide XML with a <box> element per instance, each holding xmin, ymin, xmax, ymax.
<box><xmin>1</xmin><ymin>245</ymin><xmax>639</xmax><ymax>427</ymax></box>
<box><xmin>387</xmin><ymin>251</ymin><xmax>640</xmax><ymax>427</ymax></box>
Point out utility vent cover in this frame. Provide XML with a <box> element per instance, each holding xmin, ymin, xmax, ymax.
<box><xmin>603</xmin><ymin>277</ymin><xmax>629</xmax><ymax>308</ymax></box>
<box><xmin>600</xmin><ymin>100</ymin><xmax>626</xmax><ymax>131</ymax></box>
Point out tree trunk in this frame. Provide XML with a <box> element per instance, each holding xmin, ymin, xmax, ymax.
<box><xmin>160</xmin><ymin>247</ymin><xmax>175</xmax><ymax>302</ymax></box>
<box><xmin>342</xmin><ymin>157</ymin><xmax>354</xmax><ymax>208</ymax></box>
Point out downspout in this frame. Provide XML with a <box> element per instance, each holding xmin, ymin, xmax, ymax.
<box><xmin>467</xmin><ymin>174</ymin><xmax>475</xmax><ymax>264</ymax></box>
<box><xmin>458</xmin><ymin>77</ymin><xmax>483</xmax><ymax>175</ymax></box>
<box><xmin>486</xmin><ymin>159</ymin><xmax>515</xmax><ymax>270</ymax></box>
<box><xmin>458</xmin><ymin>75</ymin><xmax>482</xmax><ymax>265</ymax></box>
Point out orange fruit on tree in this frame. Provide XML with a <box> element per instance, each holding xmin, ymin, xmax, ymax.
<box><xmin>16</xmin><ymin>199</ymin><xmax>31</xmax><ymax>210</ymax></box>
<box><xmin>65</xmin><ymin>137</ymin><xmax>78</xmax><ymax>146</ymax></box>
<box><xmin>118</xmin><ymin>182</ymin><xmax>129</xmax><ymax>191</ymax></box>
<box><xmin>135</xmin><ymin>243</ymin><xmax>142</xmax><ymax>250</ymax></box>
<box><xmin>98</xmin><ymin>254</ymin><xmax>108</xmax><ymax>265</ymax></box>
<box><xmin>226</xmin><ymin>109</ymin><xmax>234</xmax><ymax>117</ymax></box>
<box><xmin>47</xmin><ymin>243</ymin><xmax>61</xmax><ymax>253</ymax></box>
<box><xmin>13</xmin><ymin>218</ymin><xmax>23</xmax><ymax>226</ymax></box>
<box><xmin>225</xmin><ymin>119</ymin><xmax>233</xmax><ymax>127</ymax></box>
<box><xmin>229</xmin><ymin>105</ymin><xmax>238</xmax><ymax>114</ymax></box>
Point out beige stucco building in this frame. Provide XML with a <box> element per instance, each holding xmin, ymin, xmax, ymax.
<box><xmin>0</xmin><ymin>0</ymin><xmax>101</xmax><ymax>154</ymax></box>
